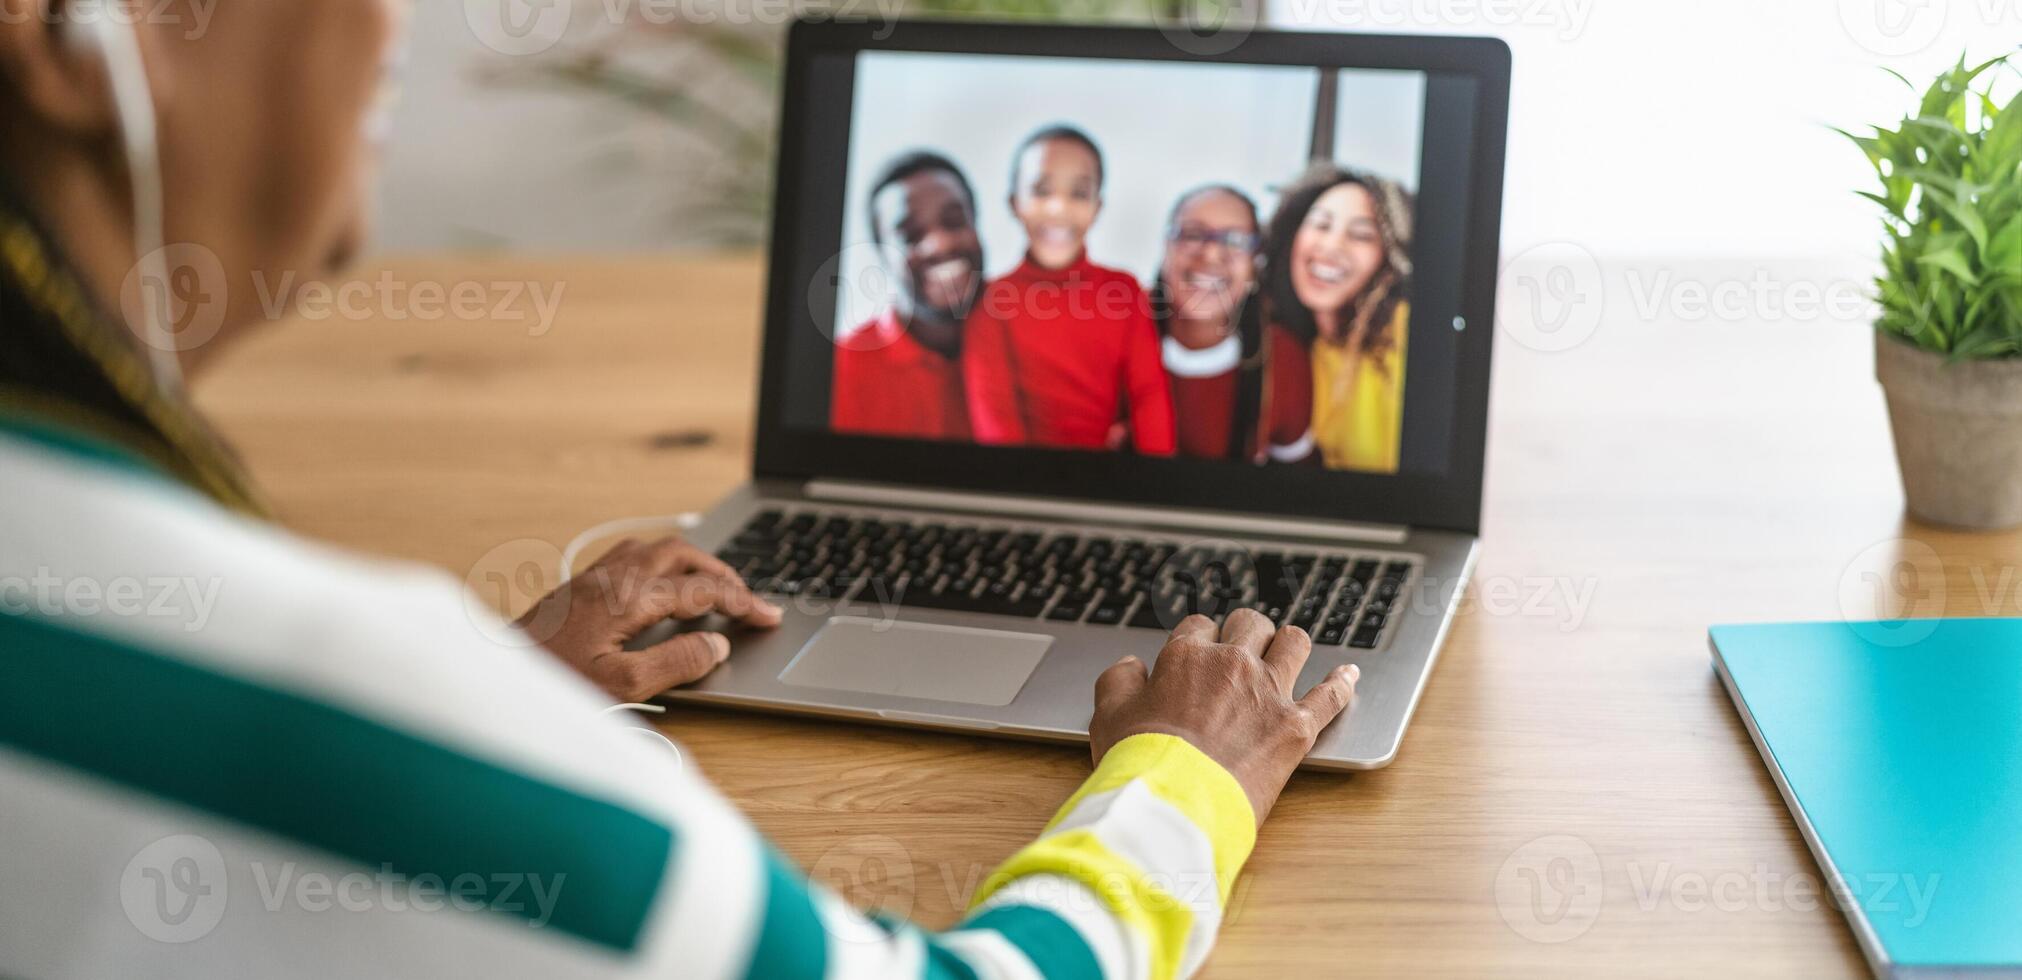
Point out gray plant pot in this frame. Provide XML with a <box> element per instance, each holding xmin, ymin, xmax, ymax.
<box><xmin>1874</xmin><ymin>331</ymin><xmax>2022</xmax><ymax>530</ymax></box>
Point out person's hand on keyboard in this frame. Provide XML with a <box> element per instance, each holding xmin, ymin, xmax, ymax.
<box><xmin>1089</xmin><ymin>609</ymin><xmax>1358</xmax><ymax>826</ymax></box>
<box><xmin>516</xmin><ymin>537</ymin><xmax>785</xmax><ymax>702</ymax></box>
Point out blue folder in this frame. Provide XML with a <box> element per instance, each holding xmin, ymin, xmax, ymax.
<box><xmin>1710</xmin><ymin>619</ymin><xmax>2022</xmax><ymax>978</ymax></box>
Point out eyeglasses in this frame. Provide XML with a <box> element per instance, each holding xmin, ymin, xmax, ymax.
<box><xmin>1168</xmin><ymin>226</ymin><xmax>1260</xmax><ymax>254</ymax></box>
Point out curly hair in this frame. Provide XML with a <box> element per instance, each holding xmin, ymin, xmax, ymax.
<box><xmin>1261</xmin><ymin>164</ymin><xmax>1414</xmax><ymax>366</ymax></box>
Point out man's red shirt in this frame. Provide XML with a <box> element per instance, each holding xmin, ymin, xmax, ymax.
<box><xmin>830</xmin><ymin>309</ymin><xmax>970</xmax><ymax>441</ymax></box>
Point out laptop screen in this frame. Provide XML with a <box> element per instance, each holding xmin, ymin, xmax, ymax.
<box><xmin>760</xmin><ymin>25</ymin><xmax>1506</xmax><ymax>531</ymax></box>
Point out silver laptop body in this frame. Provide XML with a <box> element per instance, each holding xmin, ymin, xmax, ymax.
<box><xmin>656</xmin><ymin>481</ymin><xmax>1477</xmax><ymax>769</ymax></box>
<box><xmin>646</xmin><ymin>20</ymin><xmax>1511</xmax><ymax>770</ymax></box>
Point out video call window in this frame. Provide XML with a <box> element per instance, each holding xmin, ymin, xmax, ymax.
<box><xmin>826</xmin><ymin>51</ymin><xmax>1427</xmax><ymax>476</ymax></box>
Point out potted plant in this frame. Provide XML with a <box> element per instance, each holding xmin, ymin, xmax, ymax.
<box><xmin>1846</xmin><ymin>54</ymin><xmax>2022</xmax><ymax>529</ymax></box>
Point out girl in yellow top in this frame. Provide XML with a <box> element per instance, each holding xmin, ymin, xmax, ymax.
<box><xmin>1262</xmin><ymin>165</ymin><xmax>1414</xmax><ymax>473</ymax></box>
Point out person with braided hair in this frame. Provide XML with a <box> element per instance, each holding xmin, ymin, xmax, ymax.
<box><xmin>0</xmin><ymin>5</ymin><xmax>1359</xmax><ymax>978</ymax></box>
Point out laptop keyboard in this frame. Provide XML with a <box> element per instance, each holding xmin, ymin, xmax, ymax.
<box><xmin>713</xmin><ymin>507</ymin><xmax>1415</xmax><ymax>649</ymax></box>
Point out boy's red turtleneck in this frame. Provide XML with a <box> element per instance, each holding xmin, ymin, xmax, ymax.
<box><xmin>961</xmin><ymin>253</ymin><xmax>1176</xmax><ymax>455</ymax></box>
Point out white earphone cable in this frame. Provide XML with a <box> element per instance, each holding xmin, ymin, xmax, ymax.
<box><xmin>601</xmin><ymin>703</ymin><xmax>683</xmax><ymax>772</ymax></box>
<box><xmin>80</xmin><ymin>6</ymin><xmax>694</xmax><ymax>775</ymax></box>
<box><xmin>558</xmin><ymin>512</ymin><xmax>704</xmax><ymax>584</ymax></box>
<box><xmin>80</xmin><ymin>1</ymin><xmax>182</xmax><ymax>394</ymax></box>
<box><xmin>565</xmin><ymin>513</ymin><xmax>707</xmax><ymax>752</ymax></box>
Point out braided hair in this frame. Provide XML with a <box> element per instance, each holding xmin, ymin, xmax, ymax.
<box><xmin>0</xmin><ymin>180</ymin><xmax>264</xmax><ymax>515</ymax></box>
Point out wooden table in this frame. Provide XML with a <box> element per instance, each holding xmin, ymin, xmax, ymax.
<box><xmin>196</xmin><ymin>254</ymin><xmax>2019</xmax><ymax>977</ymax></box>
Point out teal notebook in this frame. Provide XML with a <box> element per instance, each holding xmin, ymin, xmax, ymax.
<box><xmin>1710</xmin><ymin>619</ymin><xmax>2022</xmax><ymax>978</ymax></box>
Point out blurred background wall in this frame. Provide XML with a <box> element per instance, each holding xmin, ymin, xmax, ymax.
<box><xmin>380</xmin><ymin>0</ymin><xmax>2022</xmax><ymax>260</ymax></box>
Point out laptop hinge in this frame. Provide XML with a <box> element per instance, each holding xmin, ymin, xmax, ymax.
<box><xmin>803</xmin><ymin>479</ymin><xmax>1410</xmax><ymax>545</ymax></box>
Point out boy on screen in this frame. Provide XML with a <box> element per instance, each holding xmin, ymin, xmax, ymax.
<box><xmin>963</xmin><ymin>125</ymin><xmax>1176</xmax><ymax>454</ymax></box>
<box><xmin>831</xmin><ymin>151</ymin><xmax>984</xmax><ymax>440</ymax></box>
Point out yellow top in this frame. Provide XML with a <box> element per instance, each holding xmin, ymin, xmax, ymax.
<box><xmin>1311</xmin><ymin>301</ymin><xmax>1409</xmax><ymax>474</ymax></box>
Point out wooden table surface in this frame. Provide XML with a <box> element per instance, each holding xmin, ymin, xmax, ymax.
<box><xmin>195</xmin><ymin>253</ymin><xmax>2020</xmax><ymax>978</ymax></box>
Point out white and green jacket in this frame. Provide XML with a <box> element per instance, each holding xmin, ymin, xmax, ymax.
<box><xmin>0</xmin><ymin>415</ymin><xmax>1259</xmax><ymax>980</ymax></box>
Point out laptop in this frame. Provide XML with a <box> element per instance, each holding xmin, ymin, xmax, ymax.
<box><xmin>646</xmin><ymin>19</ymin><xmax>1510</xmax><ymax>769</ymax></box>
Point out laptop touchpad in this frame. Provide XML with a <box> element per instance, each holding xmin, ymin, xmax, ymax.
<box><xmin>780</xmin><ymin>616</ymin><xmax>1052</xmax><ymax>707</ymax></box>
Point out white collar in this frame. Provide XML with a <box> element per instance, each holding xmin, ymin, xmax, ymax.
<box><xmin>1162</xmin><ymin>333</ymin><xmax>1242</xmax><ymax>378</ymax></box>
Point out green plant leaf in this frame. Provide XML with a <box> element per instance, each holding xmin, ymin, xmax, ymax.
<box><xmin>1989</xmin><ymin>212</ymin><xmax>2022</xmax><ymax>272</ymax></box>
<box><xmin>1950</xmin><ymin>323</ymin><xmax>2018</xmax><ymax>360</ymax></box>
<box><xmin>1985</xmin><ymin>84</ymin><xmax>2022</xmax><ymax>168</ymax></box>
<box><xmin>1919</xmin><ymin>243</ymin><xmax>1981</xmax><ymax>285</ymax></box>
<box><xmin>1927</xmin><ymin>185</ymin><xmax>1991</xmax><ymax>254</ymax></box>
<box><xmin>1919</xmin><ymin>55</ymin><xmax>2004</xmax><ymax>121</ymax></box>
<box><xmin>1896</xmin><ymin>167</ymin><xmax>1987</xmax><ymax>202</ymax></box>
<box><xmin>1855</xmin><ymin>190</ymin><xmax>1905</xmax><ymax>219</ymax></box>
<box><xmin>1836</xmin><ymin>126</ymin><xmax>1889</xmax><ymax>177</ymax></box>
<box><xmin>1918</xmin><ymin>68</ymin><xmax>1961</xmax><ymax>120</ymax></box>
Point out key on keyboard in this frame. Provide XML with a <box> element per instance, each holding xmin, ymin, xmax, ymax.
<box><xmin>713</xmin><ymin>508</ymin><xmax>1415</xmax><ymax>648</ymax></box>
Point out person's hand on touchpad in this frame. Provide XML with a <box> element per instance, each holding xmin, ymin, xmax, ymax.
<box><xmin>1090</xmin><ymin>609</ymin><xmax>1359</xmax><ymax>826</ymax></box>
<box><xmin>515</xmin><ymin>537</ymin><xmax>784</xmax><ymax>702</ymax></box>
